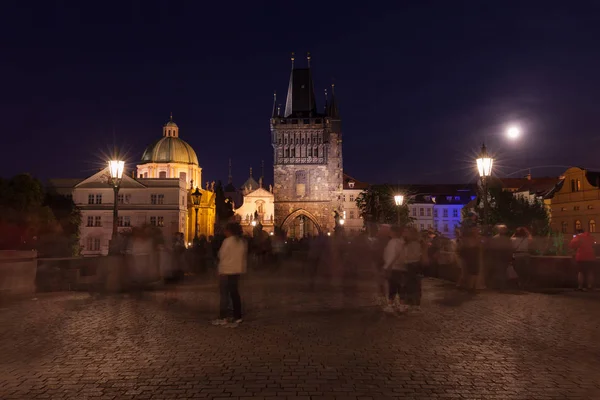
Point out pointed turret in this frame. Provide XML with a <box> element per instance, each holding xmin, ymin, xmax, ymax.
<box><xmin>324</xmin><ymin>88</ymin><xmax>329</xmax><ymax>115</ymax></box>
<box><xmin>271</xmin><ymin>91</ymin><xmax>277</xmax><ymax>118</ymax></box>
<box><xmin>327</xmin><ymin>84</ymin><xmax>339</xmax><ymax>119</ymax></box>
<box><xmin>284</xmin><ymin>52</ymin><xmax>317</xmax><ymax>118</ymax></box>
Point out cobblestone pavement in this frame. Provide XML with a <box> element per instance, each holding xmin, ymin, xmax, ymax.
<box><xmin>1</xmin><ymin>266</ymin><xmax>600</xmax><ymax>399</ymax></box>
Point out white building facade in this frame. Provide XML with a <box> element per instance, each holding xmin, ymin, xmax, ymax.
<box><xmin>50</xmin><ymin>169</ymin><xmax>188</xmax><ymax>256</ymax></box>
<box><xmin>341</xmin><ymin>175</ymin><xmax>368</xmax><ymax>235</ymax></box>
<box><xmin>235</xmin><ymin>187</ymin><xmax>275</xmax><ymax>235</ymax></box>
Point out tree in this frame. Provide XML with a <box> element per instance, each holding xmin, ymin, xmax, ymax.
<box><xmin>474</xmin><ymin>187</ymin><xmax>550</xmax><ymax>235</ymax></box>
<box><xmin>0</xmin><ymin>174</ymin><xmax>57</xmax><ymax>250</ymax></box>
<box><xmin>44</xmin><ymin>191</ymin><xmax>82</xmax><ymax>256</ymax></box>
<box><xmin>355</xmin><ymin>185</ymin><xmax>413</xmax><ymax>229</ymax></box>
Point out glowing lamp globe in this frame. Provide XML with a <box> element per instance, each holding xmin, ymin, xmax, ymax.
<box><xmin>108</xmin><ymin>160</ymin><xmax>125</xmax><ymax>180</ymax></box>
<box><xmin>394</xmin><ymin>194</ymin><xmax>404</xmax><ymax>206</ymax></box>
<box><xmin>476</xmin><ymin>144</ymin><xmax>493</xmax><ymax>178</ymax></box>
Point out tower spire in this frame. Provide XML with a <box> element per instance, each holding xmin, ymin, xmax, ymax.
<box><xmin>324</xmin><ymin>88</ymin><xmax>329</xmax><ymax>114</ymax></box>
<box><xmin>271</xmin><ymin>91</ymin><xmax>277</xmax><ymax>118</ymax></box>
<box><xmin>307</xmin><ymin>51</ymin><xmax>311</xmax><ymax>68</ymax></box>
<box><xmin>228</xmin><ymin>158</ymin><xmax>232</xmax><ymax>184</ymax></box>
<box><xmin>328</xmin><ymin>83</ymin><xmax>339</xmax><ymax>119</ymax></box>
<box><xmin>291</xmin><ymin>52</ymin><xmax>295</xmax><ymax>69</ymax></box>
<box><xmin>249</xmin><ymin>166</ymin><xmax>253</xmax><ymax>178</ymax></box>
<box><xmin>170</xmin><ymin>112</ymin><xmax>173</xmax><ymax>121</ymax></box>
<box><xmin>261</xmin><ymin>160</ymin><xmax>264</xmax><ymax>181</ymax></box>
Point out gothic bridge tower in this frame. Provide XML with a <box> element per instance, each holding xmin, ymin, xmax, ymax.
<box><xmin>270</xmin><ymin>53</ymin><xmax>343</xmax><ymax>237</ymax></box>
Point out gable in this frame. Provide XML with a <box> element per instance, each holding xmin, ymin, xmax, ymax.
<box><xmin>245</xmin><ymin>187</ymin><xmax>274</xmax><ymax>198</ymax></box>
<box><xmin>75</xmin><ymin>167</ymin><xmax>147</xmax><ymax>189</ymax></box>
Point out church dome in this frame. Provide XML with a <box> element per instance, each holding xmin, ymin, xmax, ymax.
<box><xmin>140</xmin><ymin>136</ymin><xmax>199</xmax><ymax>165</ymax></box>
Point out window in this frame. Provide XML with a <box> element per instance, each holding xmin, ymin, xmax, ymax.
<box><xmin>575</xmin><ymin>220</ymin><xmax>582</xmax><ymax>231</ymax></box>
<box><xmin>588</xmin><ymin>205</ymin><xmax>594</xmax><ymax>210</ymax></box>
<box><xmin>87</xmin><ymin>216</ymin><xmax>94</xmax><ymax>227</ymax></box>
<box><xmin>144</xmin><ymin>172</ymin><xmax>148</xmax><ymax>178</ymax></box>
<box><xmin>443</xmin><ymin>209</ymin><xmax>448</xmax><ymax>218</ymax></box>
<box><xmin>342</xmin><ymin>194</ymin><xmax>346</xmax><ymax>202</ymax></box>
<box><xmin>150</xmin><ymin>216</ymin><xmax>157</xmax><ymax>226</ymax></box>
<box><xmin>433</xmin><ymin>209</ymin><xmax>438</xmax><ymax>217</ymax></box>
<box><xmin>420</xmin><ymin>224</ymin><xmax>424</xmax><ymax>231</ymax></box>
<box><xmin>577</xmin><ymin>179</ymin><xmax>582</xmax><ymax>191</ymax></box>
<box><xmin>88</xmin><ymin>194</ymin><xmax>94</xmax><ymax>204</ymax></box>
<box><xmin>349</xmin><ymin>210</ymin><xmax>355</xmax><ymax>219</ymax></box>
<box><xmin>426</xmin><ymin>209</ymin><xmax>431</xmax><ymax>217</ymax></box>
<box><xmin>295</xmin><ymin>170</ymin><xmax>307</xmax><ymax>197</ymax></box>
<box><xmin>159</xmin><ymin>171</ymin><xmax>167</xmax><ymax>178</ymax></box>
<box><xmin>151</xmin><ymin>194</ymin><xmax>165</xmax><ymax>205</ymax></box>
<box><xmin>446</xmin><ymin>196</ymin><xmax>452</xmax><ymax>201</ymax></box>
<box><xmin>434</xmin><ymin>221</ymin><xmax>438</xmax><ymax>231</ymax></box>
<box><xmin>118</xmin><ymin>194</ymin><xmax>124</xmax><ymax>204</ymax></box>
<box><xmin>454</xmin><ymin>196</ymin><xmax>460</xmax><ymax>201</ymax></box>
<box><xmin>419</xmin><ymin>208</ymin><xmax>424</xmax><ymax>216</ymax></box>
<box><xmin>349</xmin><ymin>194</ymin><xmax>355</xmax><ymax>202</ymax></box>
<box><xmin>574</xmin><ymin>206</ymin><xmax>580</xmax><ymax>211</ymax></box>
<box><xmin>117</xmin><ymin>194</ymin><xmax>130</xmax><ymax>204</ymax></box>
<box><xmin>561</xmin><ymin>207</ymin><xmax>567</xmax><ymax>211</ymax></box>
<box><xmin>443</xmin><ymin>223</ymin><xmax>449</xmax><ymax>232</ymax></box>
<box><xmin>157</xmin><ymin>216</ymin><xmax>164</xmax><ymax>227</ymax></box>
<box><xmin>561</xmin><ymin>221</ymin><xmax>568</xmax><ymax>233</ymax></box>
<box><xmin>94</xmin><ymin>216</ymin><xmax>102</xmax><ymax>227</ymax></box>
<box><xmin>590</xmin><ymin>220</ymin><xmax>597</xmax><ymax>233</ymax></box>
<box><xmin>117</xmin><ymin>216</ymin><xmax>131</xmax><ymax>227</ymax></box>
<box><xmin>453</xmin><ymin>209</ymin><xmax>459</xmax><ymax>218</ymax></box>
<box><xmin>179</xmin><ymin>172</ymin><xmax>187</xmax><ymax>182</ymax></box>
<box><xmin>95</xmin><ymin>194</ymin><xmax>102</xmax><ymax>204</ymax></box>
<box><xmin>427</xmin><ymin>224</ymin><xmax>432</xmax><ymax>229</ymax></box>
<box><xmin>412</xmin><ymin>208</ymin><xmax>416</xmax><ymax>217</ymax></box>
<box><xmin>86</xmin><ymin>237</ymin><xmax>101</xmax><ymax>251</ymax></box>
<box><xmin>303</xmin><ymin>119</ymin><xmax>310</xmax><ymax>124</ymax></box>
<box><xmin>181</xmin><ymin>196</ymin><xmax>185</xmax><ymax>206</ymax></box>
<box><xmin>572</xmin><ymin>179</ymin><xmax>582</xmax><ymax>192</ymax></box>
<box><xmin>348</xmin><ymin>181</ymin><xmax>355</xmax><ymax>189</ymax></box>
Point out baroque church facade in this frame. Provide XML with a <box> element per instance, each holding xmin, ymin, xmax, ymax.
<box><xmin>270</xmin><ymin>54</ymin><xmax>343</xmax><ymax>237</ymax></box>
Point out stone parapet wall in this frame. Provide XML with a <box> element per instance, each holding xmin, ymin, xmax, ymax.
<box><xmin>0</xmin><ymin>250</ymin><xmax>37</xmax><ymax>298</ymax></box>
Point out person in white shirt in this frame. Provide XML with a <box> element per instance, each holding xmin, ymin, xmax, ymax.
<box><xmin>212</xmin><ymin>222</ymin><xmax>247</xmax><ymax>326</ymax></box>
<box><xmin>382</xmin><ymin>226</ymin><xmax>406</xmax><ymax>313</ymax></box>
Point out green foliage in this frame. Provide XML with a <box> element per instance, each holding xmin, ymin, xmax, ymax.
<box><xmin>475</xmin><ymin>187</ymin><xmax>551</xmax><ymax>235</ymax></box>
<box><xmin>0</xmin><ymin>174</ymin><xmax>58</xmax><ymax>250</ymax></box>
<box><xmin>44</xmin><ymin>191</ymin><xmax>82</xmax><ymax>256</ymax></box>
<box><xmin>355</xmin><ymin>185</ymin><xmax>414</xmax><ymax>228</ymax></box>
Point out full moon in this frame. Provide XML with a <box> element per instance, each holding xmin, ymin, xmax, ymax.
<box><xmin>506</xmin><ymin>126</ymin><xmax>521</xmax><ymax>139</ymax></box>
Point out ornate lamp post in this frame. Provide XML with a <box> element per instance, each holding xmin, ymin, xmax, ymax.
<box><xmin>394</xmin><ymin>194</ymin><xmax>404</xmax><ymax>225</ymax></box>
<box><xmin>191</xmin><ymin>187</ymin><xmax>202</xmax><ymax>239</ymax></box>
<box><xmin>476</xmin><ymin>144</ymin><xmax>494</xmax><ymax>228</ymax></box>
<box><xmin>108</xmin><ymin>159</ymin><xmax>125</xmax><ymax>255</ymax></box>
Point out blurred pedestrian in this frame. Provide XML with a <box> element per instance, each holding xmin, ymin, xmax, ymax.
<box><xmin>458</xmin><ymin>227</ymin><xmax>480</xmax><ymax>292</ymax></box>
<box><xmin>212</xmin><ymin>222</ymin><xmax>247</xmax><ymax>327</ymax></box>
<box><xmin>382</xmin><ymin>225</ymin><xmax>406</xmax><ymax>313</ymax></box>
<box><xmin>403</xmin><ymin>227</ymin><xmax>423</xmax><ymax>312</ymax></box>
<box><xmin>569</xmin><ymin>228</ymin><xmax>596</xmax><ymax>291</ymax></box>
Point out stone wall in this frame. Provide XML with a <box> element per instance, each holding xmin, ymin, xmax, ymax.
<box><xmin>0</xmin><ymin>250</ymin><xmax>37</xmax><ymax>298</ymax></box>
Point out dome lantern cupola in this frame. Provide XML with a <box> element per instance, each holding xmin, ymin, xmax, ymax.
<box><xmin>163</xmin><ymin>112</ymin><xmax>179</xmax><ymax>137</ymax></box>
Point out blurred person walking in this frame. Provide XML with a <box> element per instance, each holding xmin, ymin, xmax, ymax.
<box><xmin>458</xmin><ymin>227</ymin><xmax>480</xmax><ymax>292</ymax></box>
<box><xmin>382</xmin><ymin>226</ymin><xmax>406</xmax><ymax>313</ymax></box>
<box><xmin>570</xmin><ymin>228</ymin><xmax>596</xmax><ymax>291</ymax></box>
<box><xmin>403</xmin><ymin>227</ymin><xmax>423</xmax><ymax>312</ymax></box>
<box><xmin>212</xmin><ymin>222</ymin><xmax>247</xmax><ymax>327</ymax></box>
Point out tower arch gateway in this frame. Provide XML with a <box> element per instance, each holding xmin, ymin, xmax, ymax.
<box><xmin>280</xmin><ymin>209</ymin><xmax>322</xmax><ymax>238</ymax></box>
<box><xmin>271</xmin><ymin>53</ymin><xmax>343</xmax><ymax>237</ymax></box>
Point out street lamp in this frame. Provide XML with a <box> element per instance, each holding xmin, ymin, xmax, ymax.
<box><xmin>476</xmin><ymin>144</ymin><xmax>494</xmax><ymax>229</ymax></box>
<box><xmin>394</xmin><ymin>194</ymin><xmax>404</xmax><ymax>226</ymax></box>
<box><xmin>108</xmin><ymin>159</ymin><xmax>125</xmax><ymax>255</ymax></box>
<box><xmin>251</xmin><ymin>220</ymin><xmax>257</xmax><ymax>227</ymax></box>
<box><xmin>191</xmin><ymin>187</ymin><xmax>202</xmax><ymax>239</ymax></box>
<box><xmin>339</xmin><ymin>218</ymin><xmax>345</xmax><ymax>226</ymax></box>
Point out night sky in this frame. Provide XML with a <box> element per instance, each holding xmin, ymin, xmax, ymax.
<box><xmin>3</xmin><ymin>1</ymin><xmax>600</xmax><ymax>186</ymax></box>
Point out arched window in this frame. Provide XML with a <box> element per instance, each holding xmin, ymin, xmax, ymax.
<box><xmin>561</xmin><ymin>221</ymin><xmax>568</xmax><ymax>233</ymax></box>
<box><xmin>575</xmin><ymin>220</ymin><xmax>582</xmax><ymax>231</ymax></box>
<box><xmin>590</xmin><ymin>220</ymin><xmax>596</xmax><ymax>233</ymax></box>
<box><xmin>179</xmin><ymin>172</ymin><xmax>186</xmax><ymax>182</ymax></box>
<box><xmin>159</xmin><ymin>171</ymin><xmax>167</xmax><ymax>178</ymax></box>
